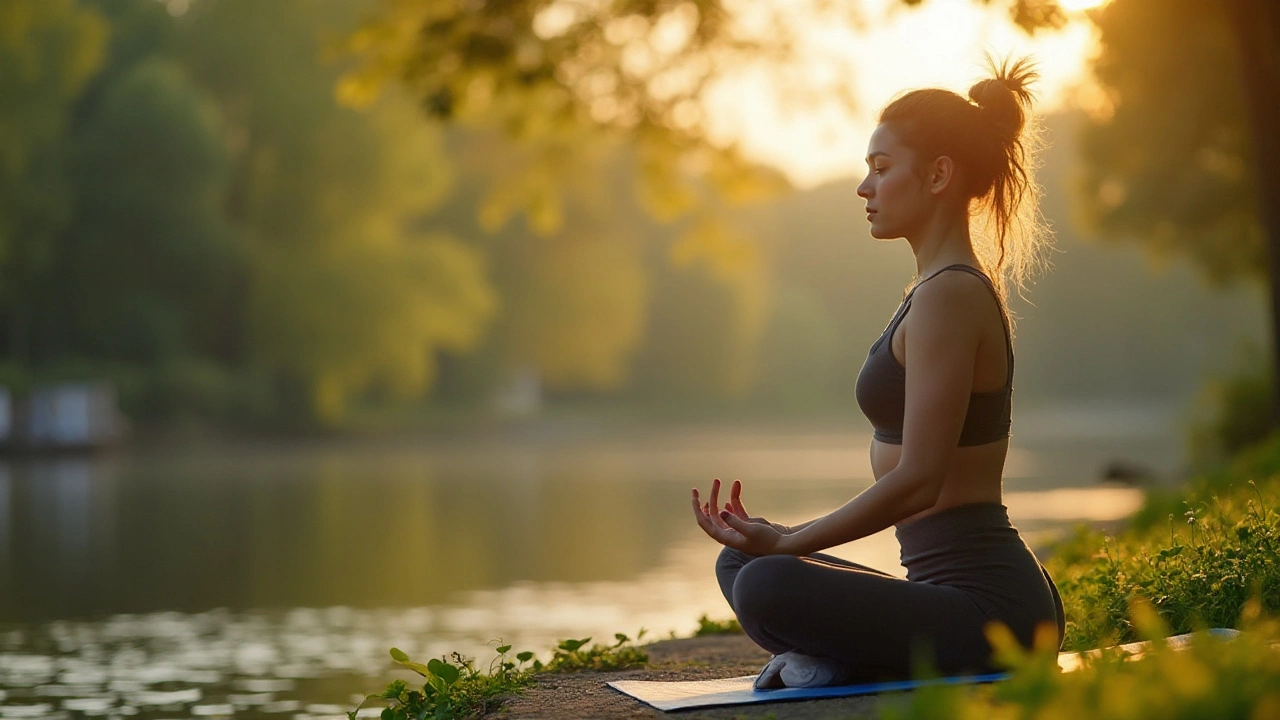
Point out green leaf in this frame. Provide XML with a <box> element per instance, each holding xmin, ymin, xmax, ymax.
<box><xmin>426</xmin><ymin>659</ymin><xmax>461</xmax><ymax>685</ymax></box>
<box><xmin>398</xmin><ymin>660</ymin><xmax>433</xmax><ymax>678</ymax></box>
<box><xmin>496</xmin><ymin>644</ymin><xmax>512</xmax><ymax>654</ymax></box>
<box><xmin>390</xmin><ymin>648</ymin><xmax>409</xmax><ymax>662</ymax></box>
<box><xmin>559</xmin><ymin>637</ymin><xmax>590</xmax><ymax>652</ymax></box>
<box><xmin>614</xmin><ymin>633</ymin><xmax>629</xmax><ymax>643</ymax></box>
<box><xmin>517</xmin><ymin>651</ymin><xmax>534</xmax><ymax>663</ymax></box>
<box><xmin>425</xmin><ymin>674</ymin><xmax>446</xmax><ymax>694</ymax></box>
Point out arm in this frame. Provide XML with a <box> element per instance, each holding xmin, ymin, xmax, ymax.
<box><xmin>774</xmin><ymin>274</ymin><xmax>985</xmax><ymax>556</ymax></box>
<box><xmin>785</xmin><ymin>518</ymin><xmax>820</xmax><ymax>533</ymax></box>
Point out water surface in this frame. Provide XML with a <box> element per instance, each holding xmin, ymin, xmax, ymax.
<box><xmin>0</xmin><ymin>414</ymin><xmax>1178</xmax><ymax>718</ymax></box>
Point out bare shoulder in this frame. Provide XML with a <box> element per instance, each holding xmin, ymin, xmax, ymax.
<box><xmin>908</xmin><ymin>270</ymin><xmax>996</xmax><ymax>329</ymax></box>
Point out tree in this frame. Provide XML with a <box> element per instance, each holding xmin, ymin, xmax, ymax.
<box><xmin>0</xmin><ymin>0</ymin><xmax>106</xmax><ymax>364</ymax></box>
<box><xmin>176</xmin><ymin>0</ymin><xmax>497</xmax><ymax>423</ymax></box>
<box><xmin>1075</xmin><ymin>0</ymin><xmax>1280</xmax><ymax>418</ymax></box>
<box><xmin>63</xmin><ymin>56</ymin><xmax>238</xmax><ymax>367</ymax></box>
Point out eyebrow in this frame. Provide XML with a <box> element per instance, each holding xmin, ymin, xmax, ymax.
<box><xmin>865</xmin><ymin>151</ymin><xmax>889</xmax><ymax>164</ymax></box>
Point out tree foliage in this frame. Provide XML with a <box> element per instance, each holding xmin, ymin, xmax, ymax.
<box><xmin>7</xmin><ymin>0</ymin><xmax>1263</xmax><ymax>428</ymax></box>
<box><xmin>64</xmin><ymin>56</ymin><xmax>237</xmax><ymax>365</ymax></box>
<box><xmin>176</xmin><ymin>0</ymin><xmax>496</xmax><ymax>422</ymax></box>
<box><xmin>0</xmin><ymin>0</ymin><xmax>106</xmax><ymax>361</ymax></box>
<box><xmin>337</xmin><ymin>0</ymin><xmax>791</xmax><ymax>252</ymax></box>
<box><xmin>1075</xmin><ymin>0</ymin><xmax>1261</xmax><ymax>284</ymax></box>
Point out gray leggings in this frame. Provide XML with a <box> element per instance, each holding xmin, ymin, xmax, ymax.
<box><xmin>715</xmin><ymin>502</ymin><xmax>1064</xmax><ymax>679</ymax></box>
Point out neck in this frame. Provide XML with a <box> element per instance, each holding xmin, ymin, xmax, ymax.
<box><xmin>907</xmin><ymin>204</ymin><xmax>979</xmax><ymax>279</ymax></box>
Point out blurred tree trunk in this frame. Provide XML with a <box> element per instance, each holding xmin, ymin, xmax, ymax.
<box><xmin>1225</xmin><ymin>0</ymin><xmax>1280</xmax><ymax>421</ymax></box>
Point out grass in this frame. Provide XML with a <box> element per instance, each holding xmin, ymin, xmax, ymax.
<box><xmin>349</xmin><ymin>631</ymin><xmax>650</xmax><ymax>720</ymax></box>
<box><xmin>881</xmin><ymin>606</ymin><xmax>1280</xmax><ymax>720</ymax></box>
<box><xmin>1047</xmin><ymin>437</ymin><xmax>1280</xmax><ymax>651</ymax></box>
<box><xmin>693</xmin><ymin>613</ymin><xmax>744</xmax><ymax>636</ymax></box>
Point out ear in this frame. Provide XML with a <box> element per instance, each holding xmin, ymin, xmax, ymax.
<box><xmin>927</xmin><ymin>156</ymin><xmax>956</xmax><ymax>196</ymax></box>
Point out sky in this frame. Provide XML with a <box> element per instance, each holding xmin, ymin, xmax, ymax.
<box><xmin>702</xmin><ymin>0</ymin><xmax>1111</xmax><ymax>188</ymax></box>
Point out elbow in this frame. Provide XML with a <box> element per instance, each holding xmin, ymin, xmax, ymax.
<box><xmin>895</xmin><ymin>469</ymin><xmax>945</xmax><ymax>515</ymax></box>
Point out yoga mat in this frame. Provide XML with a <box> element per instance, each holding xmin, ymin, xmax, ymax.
<box><xmin>607</xmin><ymin>629</ymin><xmax>1240</xmax><ymax>711</ymax></box>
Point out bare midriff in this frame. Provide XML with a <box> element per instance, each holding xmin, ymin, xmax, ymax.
<box><xmin>871</xmin><ymin>438</ymin><xmax>1008</xmax><ymax>526</ymax></box>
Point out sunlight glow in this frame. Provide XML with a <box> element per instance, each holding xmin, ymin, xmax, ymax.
<box><xmin>704</xmin><ymin>0</ymin><xmax>1106</xmax><ymax>187</ymax></box>
<box><xmin>1059</xmin><ymin>0</ymin><xmax>1112</xmax><ymax>11</ymax></box>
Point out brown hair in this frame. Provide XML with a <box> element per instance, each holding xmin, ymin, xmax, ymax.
<box><xmin>879</xmin><ymin>56</ymin><xmax>1051</xmax><ymax>302</ymax></box>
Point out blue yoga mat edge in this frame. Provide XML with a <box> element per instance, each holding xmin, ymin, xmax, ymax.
<box><xmin>606</xmin><ymin>629</ymin><xmax>1240</xmax><ymax>712</ymax></box>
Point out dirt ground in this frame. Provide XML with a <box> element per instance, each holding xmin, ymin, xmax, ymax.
<box><xmin>491</xmin><ymin>635</ymin><xmax>886</xmax><ymax>719</ymax></box>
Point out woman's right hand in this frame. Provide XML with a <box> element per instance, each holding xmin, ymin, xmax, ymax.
<box><xmin>722</xmin><ymin>478</ymin><xmax>791</xmax><ymax>534</ymax></box>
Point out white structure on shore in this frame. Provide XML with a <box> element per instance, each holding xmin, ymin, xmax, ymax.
<box><xmin>0</xmin><ymin>382</ymin><xmax>128</xmax><ymax>452</ymax></box>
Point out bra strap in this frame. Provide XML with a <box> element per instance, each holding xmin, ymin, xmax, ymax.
<box><xmin>912</xmin><ymin>265</ymin><xmax>1014</xmax><ymax>385</ymax></box>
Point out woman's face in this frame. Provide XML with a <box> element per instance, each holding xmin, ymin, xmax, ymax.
<box><xmin>855</xmin><ymin>123</ymin><xmax>931</xmax><ymax>241</ymax></box>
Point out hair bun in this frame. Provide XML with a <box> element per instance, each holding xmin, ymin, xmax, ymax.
<box><xmin>968</xmin><ymin>56</ymin><xmax>1038</xmax><ymax>145</ymax></box>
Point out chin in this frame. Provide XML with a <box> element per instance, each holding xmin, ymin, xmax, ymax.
<box><xmin>867</xmin><ymin>224</ymin><xmax>901</xmax><ymax>241</ymax></box>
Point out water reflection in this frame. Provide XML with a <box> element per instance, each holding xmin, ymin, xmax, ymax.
<box><xmin>2</xmin><ymin>425</ymin><xmax>1166</xmax><ymax>621</ymax></box>
<box><xmin>0</xmin><ymin>421</ymin><xmax>1171</xmax><ymax>718</ymax></box>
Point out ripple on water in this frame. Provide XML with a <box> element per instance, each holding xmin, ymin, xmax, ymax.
<box><xmin>56</xmin><ymin>668</ymin><xmax>107</xmax><ymax>687</ymax></box>
<box><xmin>33</xmin><ymin>685</ymin><xmax>104</xmax><ymax>698</ymax></box>
<box><xmin>189</xmin><ymin>704</ymin><xmax>235</xmax><ymax>716</ymax></box>
<box><xmin>61</xmin><ymin>698</ymin><xmax>114</xmax><ymax>714</ymax></box>
<box><xmin>234</xmin><ymin>679</ymin><xmax>294</xmax><ymax>693</ymax></box>
<box><xmin>127</xmin><ymin>689</ymin><xmax>202</xmax><ymax>706</ymax></box>
<box><xmin>227</xmin><ymin>692</ymin><xmax>274</xmax><ymax>706</ymax></box>
<box><xmin>0</xmin><ymin>703</ymin><xmax>52</xmax><ymax>718</ymax></box>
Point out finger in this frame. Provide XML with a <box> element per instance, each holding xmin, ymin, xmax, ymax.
<box><xmin>730</xmin><ymin>503</ymin><xmax>761</xmax><ymax>524</ymax></box>
<box><xmin>695</xmin><ymin>502</ymin><xmax>742</xmax><ymax>546</ymax></box>
<box><xmin>720</xmin><ymin>510</ymin><xmax>750</xmax><ymax>535</ymax></box>
<box><xmin>693</xmin><ymin>486</ymin><xmax>748</xmax><ymax>547</ymax></box>
<box><xmin>709</xmin><ymin>479</ymin><xmax>733</xmax><ymax>531</ymax></box>
<box><xmin>730</xmin><ymin>479</ymin><xmax>750</xmax><ymax>520</ymax></box>
<box><xmin>692</xmin><ymin>493</ymin><xmax>720</xmax><ymax>536</ymax></box>
<box><xmin>694</xmin><ymin>490</ymin><xmax>715</xmax><ymax>523</ymax></box>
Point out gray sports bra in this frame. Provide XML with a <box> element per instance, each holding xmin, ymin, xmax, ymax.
<box><xmin>854</xmin><ymin>264</ymin><xmax>1013</xmax><ymax>447</ymax></box>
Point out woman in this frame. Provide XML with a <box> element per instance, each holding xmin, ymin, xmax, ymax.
<box><xmin>691</xmin><ymin>57</ymin><xmax>1064</xmax><ymax>689</ymax></box>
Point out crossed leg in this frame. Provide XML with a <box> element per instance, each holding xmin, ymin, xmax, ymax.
<box><xmin>714</xmin><ymin>547</ymin><xmax>993</xmax><ymax>679</ymax></box>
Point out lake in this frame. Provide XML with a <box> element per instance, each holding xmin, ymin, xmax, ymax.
<box><xmin>0</xmin><ymin>407</ymin><xmax>1181</xmax><ymax>719</ymax></box>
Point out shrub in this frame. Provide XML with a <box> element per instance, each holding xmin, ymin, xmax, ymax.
<box><xmin>693</xmin><ymin>614</ymin><xmax>743</xmax><ymax>636</ymax></box>
<box><xmin>351</xmin><ymin>631</ymin><xmax>648</xmax><ymax>720</ymax></box>
<box><xmin>1048</xmin><ymin>487</ymin><xmax>1280</xmax><ymax>651</ymax></box>
<box><xmin>880</xmin><ymin>608</ymin><xmax>1280</xmax><ymax>720</ymax></box>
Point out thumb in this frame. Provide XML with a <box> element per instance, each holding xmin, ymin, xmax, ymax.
<box><xmin>719</xmin><ymin>510</ymin><xmax>751</xmax><ymax>533</ymax></box>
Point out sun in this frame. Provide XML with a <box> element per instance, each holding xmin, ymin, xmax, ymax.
<box><xmin>1058</xmin><ymin>0</ymin><xmax>1111</xmax><ymax>11</ymax></box>
<box><xmin>703</xmin><ymin>0</ymin><xmax>1110</xmax><ymax>188</ymax></box>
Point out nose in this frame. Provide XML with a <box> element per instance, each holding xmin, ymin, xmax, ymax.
<box><xmin>856</xmin><ymin>174</ymin><xmax>872</xmax><ymax>199</ymax></box>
